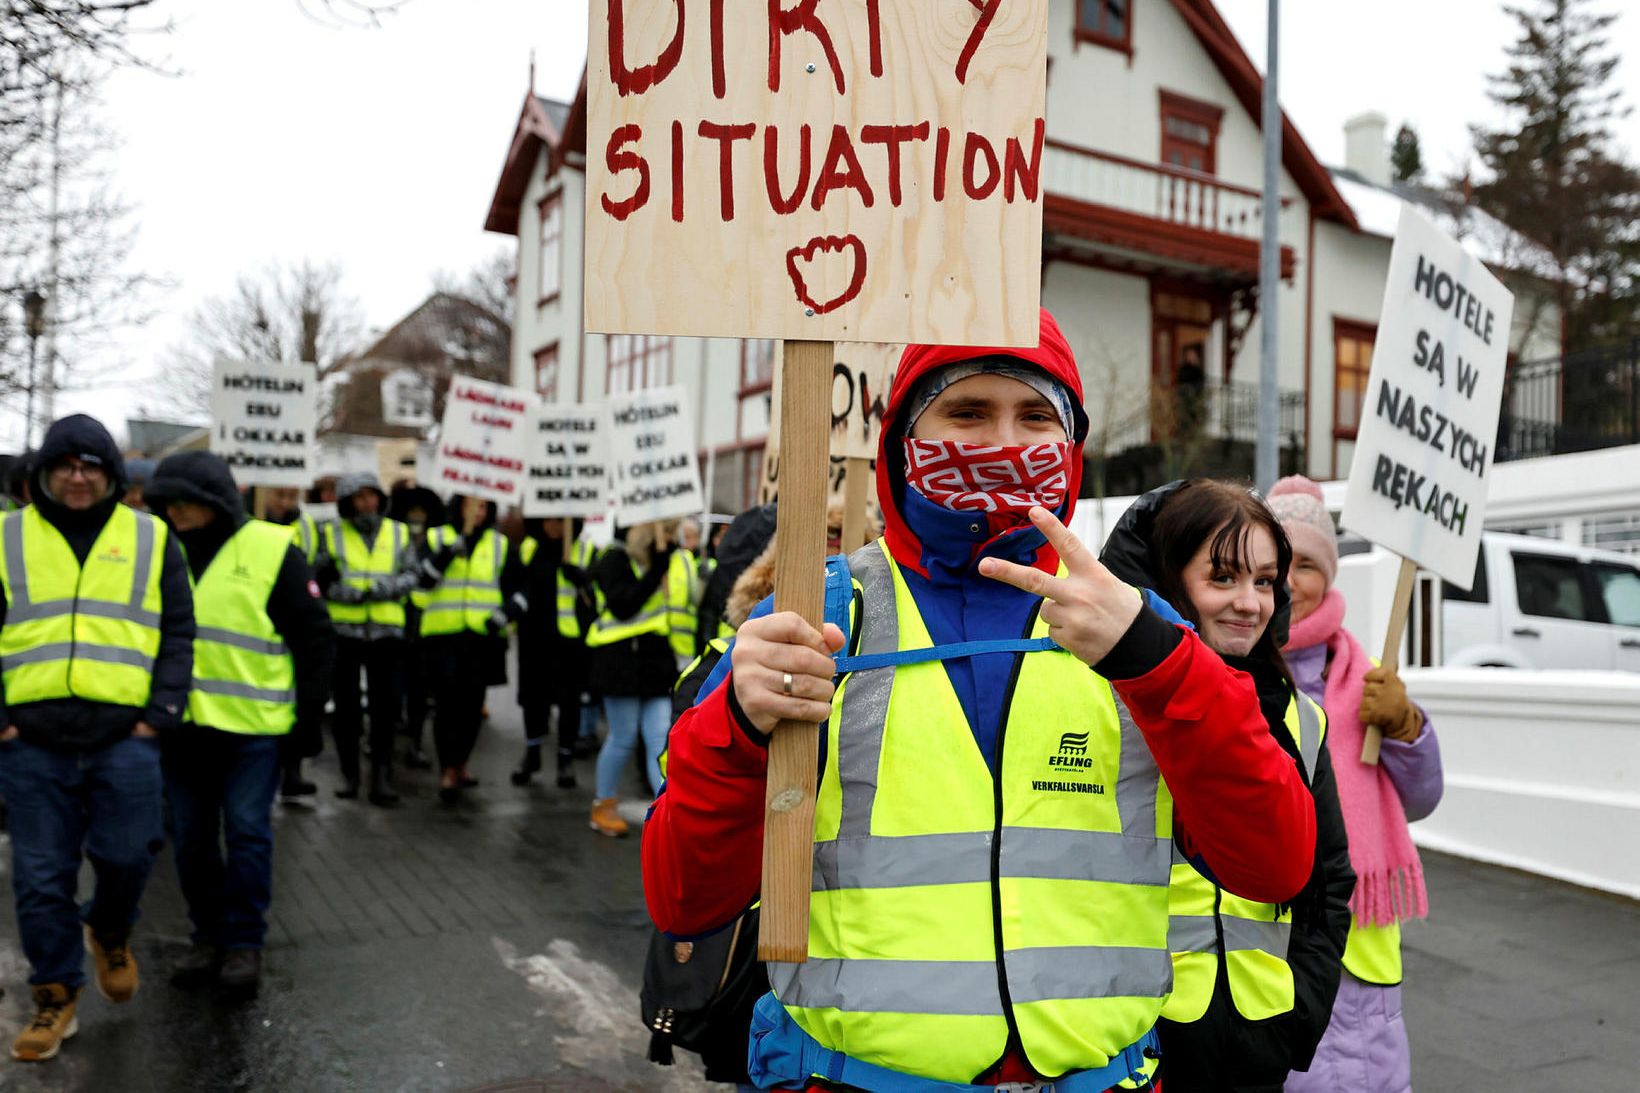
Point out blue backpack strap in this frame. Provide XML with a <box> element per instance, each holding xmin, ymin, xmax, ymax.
<box><xmin>822</xmin><ymin>552</ymin><xmax>855</xmax><ymax>658</ymax></box>
<box><xmin>834</xmin><ymin>636</ymin><xmax>1062</xmax><ymax>674</ymax></box>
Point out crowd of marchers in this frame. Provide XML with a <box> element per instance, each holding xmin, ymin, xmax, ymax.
<box><xmin>0</xmin><ymin>413</ymin><xmax>720</xmax><ymax>1064</ymax></box>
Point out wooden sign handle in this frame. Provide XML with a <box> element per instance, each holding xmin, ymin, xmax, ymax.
<box><xmin>839</xmin><ymin>455</ymin><xmax>872</xmax><ymax>553</ymax></box>
<box><xmin>1363</xmin><ymin>556</ymin><xmax>1418</xmax><ymax>765</ymax></box>
<box><xmin>561</xmin><ymin>518</ymin><xmax>574</xmax><ymax>564</ymax></box>
<box><xmin>758</xmin><ymin>339</ymin><xmax>832</xmax><ymax>964</ymax></box>
<box><xmin>252</xmin><ymin>486</ymin><xmax>268</xmax><ymax>521</ymax></box>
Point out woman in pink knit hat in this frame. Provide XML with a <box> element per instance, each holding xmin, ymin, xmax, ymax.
<box><xmin>1269</xmin><ymin>475</ymin><xmax>1444</xmax><ymax>1093</ymax></box>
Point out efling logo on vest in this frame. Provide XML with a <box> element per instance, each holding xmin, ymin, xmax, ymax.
<box><xmin>1033</xmin><ymin>729</ymin><xmax>1105</xmax><ymax>796</ymax></box>
<box><xmin>95</xmin><ymin>545</ymin><xmax>128</xmax><ymax>566</ymax></box>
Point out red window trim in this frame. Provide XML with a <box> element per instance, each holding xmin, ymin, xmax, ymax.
<box><xmin>536</xmin><ymin>192</ymin><xmax>563</xmax><ymax>309</ymax></box>
<box><xmin>1159</xmin><ymin>89</ymin><xmax>1223</xmax><ymax>177</ymax></box>
<box><xmin>1332</xmin><ymin>317</ymin><xmax>1377</xmax><ymax>441</ymax></box>
<box><xmin>533</xmin><ymin>340</ymin><xmax>562</xmax><ymax>401</ymax></box>
<box><xmin>605</xmin><ymin>334</ymin><xmax>675</xmax><ymax>395</ymax></box>
<box><xmin>1074</xmin><ymin>0</ymin><xmax>1133</xmax><ymax>56</ymax></box>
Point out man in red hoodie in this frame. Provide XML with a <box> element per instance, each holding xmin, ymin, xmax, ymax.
<box><xmin>644</xmin><ymin>309</ymin><xmax>1315</xmax><ymax>1091</ymax></box>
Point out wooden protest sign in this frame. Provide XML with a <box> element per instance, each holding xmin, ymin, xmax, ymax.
<box><xmin>606</xmin><ymin>384</ymin><xmax>704</xmax><ymax>527</ymax></box>
<box><xmin>586</xmin><ymin>0</ymin><xmax>1048</xmax><ymax>963</ymax></box>
<box><xmin>430</xmin><ymin>377</ymin><xmax>534</xmax><ymax>507</ymax></box>
<box><xmin>524</xmin><ymin>403</ymin><xmax>610</xmax><ymax>519</ymax></box>
<box><xmin>1342</xmin><ymin>205</ymin><xmax>1513</xmax><ymax>762</ymax></box>
<box><xmin>585</xmin><ymin>2</ymin><xmax>1046</xmax><ymax>347</ymax></box>
<box><xmin>760</xmin><ymin>341</ymin><xmax>900</xmax><ymax>505</ymax></box>
<box><xmin>376</xmin><ymin>438</ymin><xmax>420</xmax><ymax>492</ymax></box>
<box><xmin>209</xmin><ymin>361</ymin><xmax>318</xmax><ymax>489</ymax></box>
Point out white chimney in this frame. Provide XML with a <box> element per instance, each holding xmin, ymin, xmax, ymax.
<box><xmin>1343</xmin><ymin>112</ymin><xmax>1390</xmax><ymax>187</ymax></box>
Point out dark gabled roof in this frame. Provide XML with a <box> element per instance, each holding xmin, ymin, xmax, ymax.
<box><xmin>345</xmin><ymin>291</ymin><xmax>509</xmax><ymax>372</ymax></box>
<box><xmin>483</xmin><ymin>93</ymin><xmax>569</xmax><ymax>236</ymax></box>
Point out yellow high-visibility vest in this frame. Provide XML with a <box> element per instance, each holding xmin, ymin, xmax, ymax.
<box><xmin>321</xmin><ymin>518</ymin><xmax>408</xmax><ymax>631</ymax></box>
<box><xmin>291</xmin><ymin>511</ymin><xmax>319</xmax><ymax>565</ymax></box>
<box><xmin>584</xmin><ymin>552</ymin><xmax>667</xmax><ymax>647</ymax></box>
<box><xmin>765</xmin><ymin>540</ymin><xmax>1174</xmax><ymax>1083</ymax></box>
<box><xmin>520</xmin><ymin>536</ymin><xmax>600</xmax><ymax>639</ymax></box>
<box><xmin>420</xmin><ymin>526</ymin><xmax>506</xmax><ymax>637</ymax></box>
<box><xmin>1161</xmin><ymin>692</ymin><xmax>1327</xmax><ymax>1023</ymax></box>
<box><xmin>665</xmin><ymin>550</ymin><xmax>699</xmax><ymax>658</ymax></box>
<box><xmin>186</xmin><ymin>520</ymin><xmax>296</xmax><ymax>736</ymax></box>
<box><xmin>0</xmin><ymin>504</ymin><xmax>166</xmax><ymax>708</ymax></box>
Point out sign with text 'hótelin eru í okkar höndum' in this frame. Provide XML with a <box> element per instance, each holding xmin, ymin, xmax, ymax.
<box><xmin>583</xmin><ymin>0</ymin><xmax>1048</xmax><ymax>347</ymax></box>
<box><xmin>606</xmin><ymin>384</ymin><xmax>702</xmax><ymax>527</ymax></box>
<box><xmin>1342</xmin><ymin>205</ymin><xmax>1515</xmax><ymax>589</ymax></box>
<box><xmin>430</xmin><ymin>376</ymin><xmax>534</xmax><ymax>507</ymax></box>
<box><xmin>523</xmin><ymin>403</ymin><xmax>610</xmax><ymax>519</ymax></box>
<box><xmin>209</xmin><ymin>360</ymin><xmax>318</xmax><ymax>489</ymax></box>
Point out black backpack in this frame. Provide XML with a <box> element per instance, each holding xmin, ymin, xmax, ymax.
<box><xmin>640</xmin><ymin>907</ymin><xmax>767</xmax><ymax>1082</ymax></box>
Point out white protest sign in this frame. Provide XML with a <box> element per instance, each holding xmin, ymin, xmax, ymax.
<box><xmin>524</xmin><ymin>404</ymin><xmax>610</xmax><ymax>518</ymax></box>
<box><xmin>430</xmin><ymin>376</ymin><xmax>535</xmax><ymax>506</ymax></box>
<box><xmin>209</xmin><ymin>360</ymin><xmax>318</xmax><ymax>488</ymax></box>
<box><xmin>1342</xmin><ymin>205</ymin><xmax>1514</xmax><ymax>588</ymax></box>
<box><xmin>607</xmin><ymin>384</ymin><xmax>702</xmax><ymax>527</ymax></box>
<box><xmin>584</xmin><ymin>1</ymin><xmax>1047</xmax><ymax>347</ymax></box>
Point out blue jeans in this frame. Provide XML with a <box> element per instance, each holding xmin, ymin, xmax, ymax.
<box><xmin>0</xmin><ymin>734</ymin><xmax>165</xmax><ymax>989</ymax></box>
<box><xmin>162</xmin><ymin>728</ymin><xmax>282</xmax><ymax>950</ymax></box>
<box><xmin>594</xmin><ymin>695</ymin><xmax>669</xmax><ymax>800</ymax></box>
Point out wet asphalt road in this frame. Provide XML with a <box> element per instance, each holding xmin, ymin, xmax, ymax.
<box><xmin>0</xmin><ymin>677</ymin><xmax>1633</xmax><ymax>1091</ymax></box>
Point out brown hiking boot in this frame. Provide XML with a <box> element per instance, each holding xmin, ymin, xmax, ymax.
<box><xmin>589</xmin><ymin>797</ymin><xmax>629</xmax><ymax>837</ymax></box>
<box><xmin>84</xmin><ymin>925</ymin><xmax>139</xmax><ymax>1003</ymax></box>
<box><xmin>11</xmin><ymin>984</ymin><xmax>79</xmax><ymax>1062</ymax></box>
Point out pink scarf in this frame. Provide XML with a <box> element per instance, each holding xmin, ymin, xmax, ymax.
<box><xmin>1285</xmin><ymin>589</ymin><xmax>1428</xmax><ymax>927</ymax></box>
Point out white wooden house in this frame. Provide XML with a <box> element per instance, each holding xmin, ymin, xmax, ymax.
<box><xmin>484</xmin><ymin>0</ymin><xmax>1562</xmax><ymax>510</ymax></box>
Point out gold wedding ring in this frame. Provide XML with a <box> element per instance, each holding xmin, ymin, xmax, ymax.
<box><xmin>782</xmin><ymin>672</ymin><xmax>795</xmax><ymax>696</ymax></box>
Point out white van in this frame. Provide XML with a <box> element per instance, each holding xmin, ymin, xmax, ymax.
<box><xmin>1440</xmin><ymin>533</ymin><xmax>1640</xmax><ymax>671</ymax></box>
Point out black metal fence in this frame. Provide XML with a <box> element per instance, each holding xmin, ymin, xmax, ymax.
<box><xmin>1498</xmin><ymin>339</ymin><xmax>1640</xmax><ymax>462</ymax></box>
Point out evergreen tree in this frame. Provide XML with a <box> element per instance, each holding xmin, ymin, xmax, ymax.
<box><xmin>1471</xmin><ymin>0</ymin><xmax>1640</xmax><ymax>351</ymax></box>
<box><xmin>1391</xmin><ymin>124</ymin><xmax>1424</xmax><ymax>183</ymax></box>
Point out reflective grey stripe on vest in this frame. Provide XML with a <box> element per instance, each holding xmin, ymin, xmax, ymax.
<box><xmin>330</xmin><ymin>520</ymin><xmax>350</xmax><ymax>578</ymax></box>
<box><xmin>813</xmin><ymin>827</ymin><xmax>1171</xmax><ymax>893</ymax></box>
<box><xmin>1221</xmin><ymin>915</ymin><xmax>1292</xmax><ymax>957</ymax></box>
<box><xmin>1295</xmin><ymin>697</ymin><xmax>1322</xmax><ymax>783</ymax></box>
<box><xmin>334</xmin><ymin>621</ymin><xmax>404</xmax><ymax>641</ymax></box>
<box><xmin>3</xmin><ymin>513</ymin><xmax>28</xmax><ymax>607</ymax></box>
<box><xmin>771</xmin><ymin>945</ymin><xmax>1172</xmax><ymax>1016</ymax></box>
<box><xmin>1115</xmin><ymin>695</ymin><xmax>1161</xmax><ymax>838</ymax></box>
<box><xmin>6</xmin><ymin>599</ymin><xmax>162</xmax><ymax>628</ymax></box>
<box><xmin>1169</xmin><ymin>914</ymin><xmax>1218</xmax><ymax>954</ymax></box>
<box><xmin>192</xmin><ymin>678</ymin><xmax>296</xmax><ymax>704</ymax></box>
<box><xmin>129</xmin><ymin>514</ymin><xmax>155</xmax><ymax>612</ymax></box>
<box><xmin>195</xmin><ymin>626</ymin><xmax>289</xmax><ymax>656</ymax></box>
<box><xmin>833</xmin><ymin>542</ymin><xmax>899</xmax><ymax>840</ymax></box>
<box><xmin>1</xmin><ymin>641</ymin><xmax>155</xmax><ymax>671</ymax></box>
<box><xmin>597</xmin><ymin>605</ymin><xmax>667</xmax><ymax>631</ymax></box>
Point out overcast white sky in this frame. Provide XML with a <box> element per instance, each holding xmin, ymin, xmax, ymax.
<box><xmin>20</xmin><ymin>0</ymin><xmax>1640</xmax><ymax>449</ymax></box>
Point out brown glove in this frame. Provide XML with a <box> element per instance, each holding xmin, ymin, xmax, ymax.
<box><xmin>1358</xmin><ymin>666</ymin><xmax>1423</xmax><ymax>742</ymax></box>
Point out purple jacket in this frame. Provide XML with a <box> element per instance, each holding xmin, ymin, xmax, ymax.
<box><xmin>1283</xmin><ymin>641</ymin><xmax>1441</xmax><ymax>1093</ymax></box>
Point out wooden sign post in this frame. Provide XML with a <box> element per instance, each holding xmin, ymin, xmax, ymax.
<box><xmin>1341</xmin><ymin>206</ymin><xmax>1515</xmax><ymax>765</ymax></box>
<box><xmin>585</xmin><ymin>0</ymin><xmax>1048</xmax><ymax>962</ymax></box>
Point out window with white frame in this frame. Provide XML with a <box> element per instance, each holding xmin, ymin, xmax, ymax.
<box><xmin>538</xmin><ymin>193</ymin><xmax>563</xmax><ymax>304</ymax></box>
<box><xmin>606</xmin><ymin>335</ymin><xmax>674</xmax><ymax>394</ymax></box>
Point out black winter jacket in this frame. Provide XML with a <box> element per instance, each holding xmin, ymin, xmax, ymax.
<box><xmin>1101</xmin><ymin>482</ymin><xmax>1354</xmax><ymax>1088</ymax></box>
<box><xmin>0</xmin><ymin>415</ymin><xmax>196</xmax><ymax>749</ymax></box>
<box><xmin>589</xmin><ymin>543</ymin><xmax>676</xmax><ymax>698</ymax></box>
<box><xmin>146</xmin><ymin>451</ymin><xmax>337</xmax><ymax>734</ymax></box>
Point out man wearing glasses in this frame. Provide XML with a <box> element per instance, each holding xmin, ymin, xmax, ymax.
<box><xmin>0</xmin><ymin>414</ymin><xmax>195</xmax><ymax>1062</ymax></box>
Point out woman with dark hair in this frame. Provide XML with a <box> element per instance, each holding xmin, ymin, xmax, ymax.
<box><xmin>416</xmin><ymin>494</ymin><xmax>525</xmax><ymax>802</ymax></box>
<box><xmin>1101</xmin><ymin>479</ymin><xmax>1355</xmax><ymax>1093</ymax></box>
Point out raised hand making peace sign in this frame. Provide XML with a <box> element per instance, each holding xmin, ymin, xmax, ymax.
<box><xmin>978</xmin><ymin>506</ymin><xmax>1143</xmax><ymax>668</ymax></box>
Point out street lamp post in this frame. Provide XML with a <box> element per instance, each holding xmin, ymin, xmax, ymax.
<box><xmin>22</xmin><ymin>288</ymin><xmax>47</xmax><ymax>449</ymax></box>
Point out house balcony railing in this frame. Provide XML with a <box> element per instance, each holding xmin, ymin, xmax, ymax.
<box><xmin>1042</xmin><ymin>139</ymin><xmax>1295</xmax><ymax>244</ymax></box>
<box><xmin>1497</xmin><ymin>339</ymin><xmax>1640</xmax><ymax>462</ymax></box>
<box><xmin>1087</xmin><ymin>378</ymin><xmax>1307</xmax><ymax>495</ymax></box>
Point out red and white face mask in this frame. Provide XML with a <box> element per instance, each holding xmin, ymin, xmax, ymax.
<box><xmin>903</xmin><ymin>439</ymin><xmax>1073</xmax><ymax>524</ymax></box>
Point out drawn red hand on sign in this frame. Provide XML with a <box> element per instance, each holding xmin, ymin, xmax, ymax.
<box><xmin>786</xmin><ymin>235</ymin><xmax>867</xmax><ymax>316</ymax></box>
